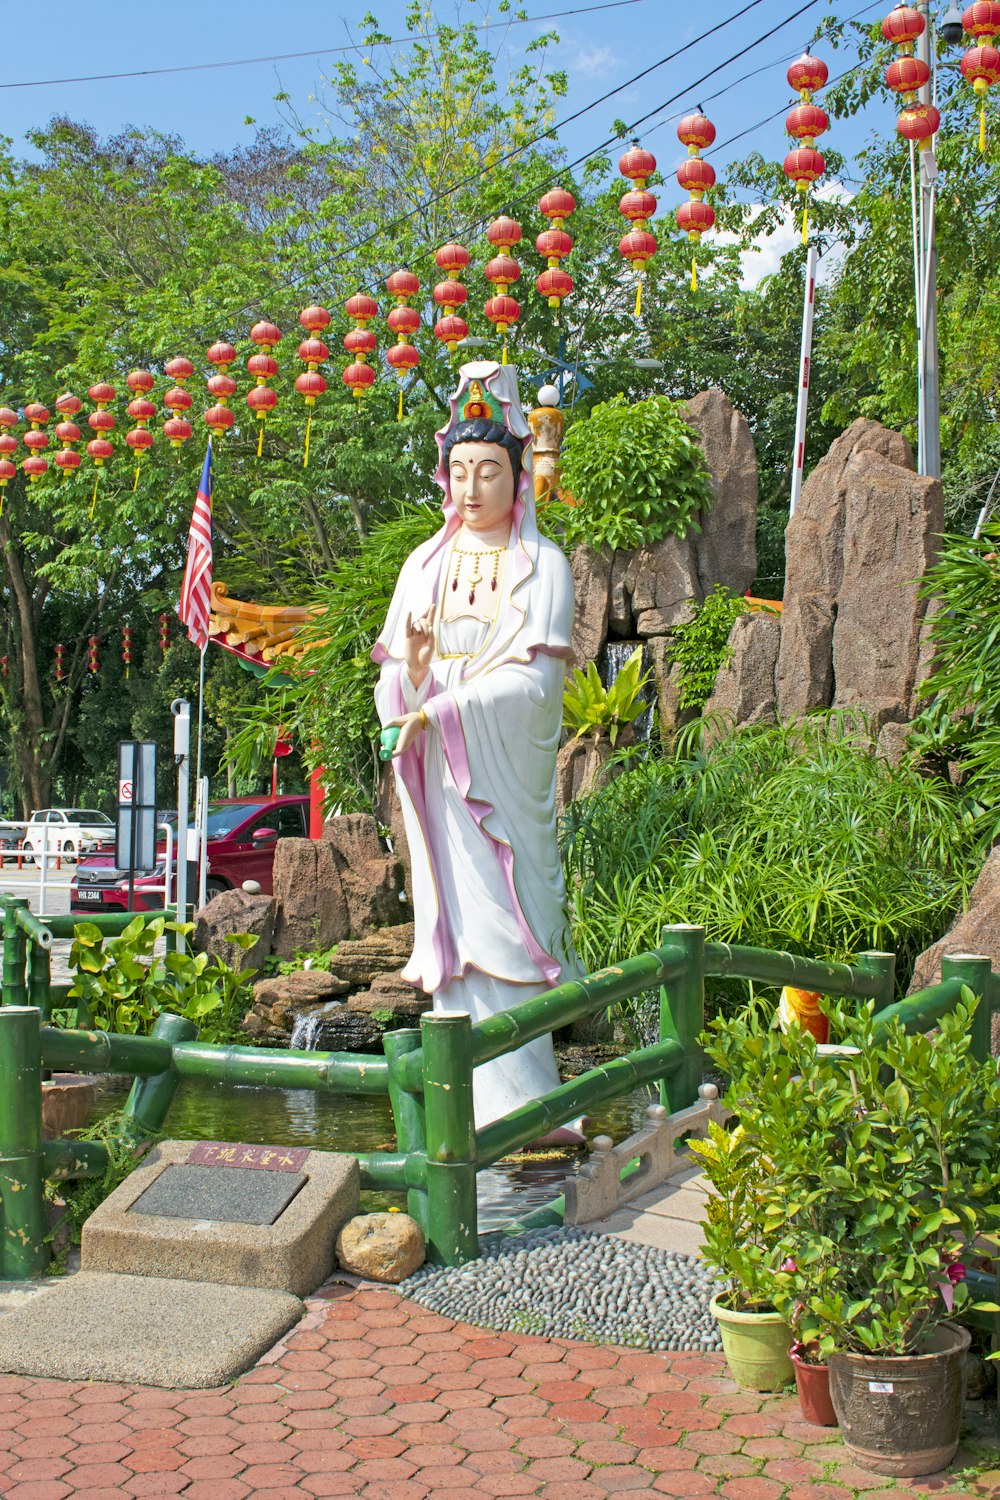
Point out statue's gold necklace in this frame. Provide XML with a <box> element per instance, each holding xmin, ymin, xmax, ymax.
<box><xmin>451</xmin><ymin>545</ymin><xmax>502</xmax><ymax>607</ymax></box>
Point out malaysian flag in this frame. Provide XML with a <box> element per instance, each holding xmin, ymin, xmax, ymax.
<box><xmin>178</xmin><ymin>440</ymin><xmax>213</xmax><ymax>650</ymax></box>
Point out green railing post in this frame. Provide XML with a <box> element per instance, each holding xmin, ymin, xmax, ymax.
<box><xmin>28</xmin><ymin>940</ymin><xmax>52</xmax><ymax>1018</ymax></box>
<box><xmin>941</xmin><ymin>953</ymin><xmax>994</xmax><ymax>1065</ymax></box>
<box><xmin>0</xmin><ymin>1006</ymin><xmax>48</xmax><ymax>1277</ymax></box>
<box><xmin>659</xmin><ymin>924</ymin><xmax>705</xmax><ymax>1113</ymax></box>
<box><xmin>2</xmin><ymin>896</ymin><xmax>29</xmax><ymax>1007</ymax></box>
<box><xmin>854</xmin><ymin>951</ymin><xmax>896</xmax><ymax>1013</ymax></box>
<box><xmin>384</xmin><ymin>1027</ymin><xmax>429</xmax><ymax>1236</ymax></box>
<box><xmin>421</xmin><ymin>1010</ymin><xmax>478</xmax><ymax>1266</ymax></box>
<box><xmin>121</xmin><ymin>1012</ymin><xmax>199</xmax><ymax>1140</ymax></box>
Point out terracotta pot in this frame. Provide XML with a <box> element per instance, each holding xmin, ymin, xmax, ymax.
<box><xmin>41</xmin><ymin>1074</ymin><xmax>97</xmax><ymax>1141</ymax></box>
<box><xmin>790</xmin><ymin>1346</ymin><xmax>838</xmax><ymax>1427</ymax></box>
<box><xmin>710</xmin><ymin>1293</ymin><xmax>793</xmax><ymax>1392</ymax></box>
<box><xmin>828</xmin><ymin>1322</ymin><xmax>970</xmax><ymax>1476</ymax></box>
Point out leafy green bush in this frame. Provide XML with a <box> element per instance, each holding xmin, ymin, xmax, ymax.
<box><xmin>560</xmin><ymin>715</ymin><xmax>984</xmax><ymax>1041</ymax></box>
<box><xmin>562</xmin><ymin>645</ymin><xmax>650</xmax><ymax>747</ymax></box>
<box><xmin>918</xmin><ymin>524</ymin><xmax>1000</xmax><ymax>825</ymax></box>
<box><xmin>65</xmin><ymin>916</ymin><xmax>255</xmax><ymax>1043</ymax></box>
<box><xmin>667</xmin><ymin>585</ymin><xmax>752</xmax><ymax>711</ymax></box>
<box><xmin>50</xmin><ymin>1108</ymin><xmax>158</xmax><ymax>1246</ymax></box>
<box><xmin>557</xmin><ymin>394</ymin><xmax>713</xmax><ymax>552</ymax></box>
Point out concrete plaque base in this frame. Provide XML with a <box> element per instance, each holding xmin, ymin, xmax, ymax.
<box><xmin>130</xmin><ymin>1165</ymin><xmax>306</xmax><ymax>1225</ymax></box>
<box><xmin>82</xmin><ymin>1140</ymin><xmax>359</xmax><ymax>1296</ymax></box>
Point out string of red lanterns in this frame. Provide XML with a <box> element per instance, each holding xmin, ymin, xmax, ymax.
<box><xmin>205</xmin><ymin>343</ymin><xmax>237</xmax><ymax>441</ymax></box>
<box><xmin>883</xmin><ymin>6</ymin><xmax>941</xmax><ymax>147</ymax></box>
<box><xmin>53</xmin><ymin>392</ymin><xmax>82</xmax><ymax>480</ymax></box>
<box><xmin>54</xmin><ymin>643</ymin><xmax>66</xmax><ymax>682</ymax></box>
<box><xmin>298</xmin><ymin>306</ymin><xmax>332</xmax><ymax>466</ymax></box>
<box><xmin>535</xmin><ymin>188</ymin><xmax>575</xmax><ymax>320</ymax></box>
<box><xmin>960</xmin><ymin>1</ymin><xmax>1000</xmax><ymax>150</ymax></box>
<box><xmin>86</xmin><ymin>383</ymin><xmax>115</xmax><ymax>517</ymax></box>
<box><xmin>159</xmin><ymin>612</ymin><xmax>171</xmax><ymax>655</ymax></box>
<box><xmin>247</xmin><ymin>321</ymin><xmax>281</xmax><ymax>458</ymax></box>
<box><xmin>87</xmin><ymin>635</ymin><xmax>100</xmax><ymax>675</ymax></box>
<box><xmin>675</xmin><ymin>114</ymin><xmax>716</xmax><ymax>291</ymax></box>
<box><xmin>126</xmin><ymin>371</ymin><xmax>156</xmax><ymax>491</ymax></box>
<box><xmin>484</xmin><ymin>215</ymin><xmax>522</xmax><ymax>364</ymax></box>
<box><xmin>433</xmin><ymin>244</ymin><xmax>470</xmax><ymax>355</ymax></box>
<box><xmin>163</xmin><ymin>357</ymin><xmax>195</xmax><ymax>456</ymax></box>
<box><xmin>342</xmin><ymin>295</ymin><xmax>377</xmax><ymax>415</ymax></box>
<box><xmin>121</xmin><ymin>624</ymin><xmax>133</xmax><ymax>679</ymax></box>
<box><xmin>23</xmin><ymin>403</ymin><xmax>50</xmax><ymax>486</ymax></box>
<box><xmin>784</xmin><ymin>53</ymin><xmax>829</xmax><ymax>245</ymax></box>
<box><xmin>0</xmin><ymin>409</ymin><xmax>17</xmax><ymax>513</ymax></box>
<box><xmin>385</xmin><ymin>269</ymin><xmax>421</xmax><ymax>421</ymax></box>
<box><xmin>620</xmin><ymin>142</ymin><xmax>659</xmax><ymax>311</ymax></box>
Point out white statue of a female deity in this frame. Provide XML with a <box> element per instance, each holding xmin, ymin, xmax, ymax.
<box><xmin>372</xmin><ymin>361</ymin><xmax>584</xmax><ymax>1139</ymax></box>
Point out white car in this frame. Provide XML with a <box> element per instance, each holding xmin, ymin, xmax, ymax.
<box><xmin>22</xmin><ymin>808</ymin><xmax>114</xmax><ymax>863</ymax></box>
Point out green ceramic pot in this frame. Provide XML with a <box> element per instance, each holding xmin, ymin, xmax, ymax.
<box><xmin>710</xmin><ymin>1292</ymin><xmax>794</xmax><ymax>1392</ymax></box>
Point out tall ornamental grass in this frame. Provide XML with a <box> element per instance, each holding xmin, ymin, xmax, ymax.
<box><xmin>561</xmin><ymin>715</ymin><xmax>984</xmax><ymax>1039</ymax></box>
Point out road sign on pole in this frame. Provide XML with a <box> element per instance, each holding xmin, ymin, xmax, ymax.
<box><xmin>116</xmin><ymin>740</ymin><xmax>157</xmax><ymax>909</ymax></box>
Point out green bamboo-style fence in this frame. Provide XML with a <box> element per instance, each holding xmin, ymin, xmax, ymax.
<box><xmin>1</xmin><ymin>893</ymin><xmax>997</xmax><ymax>1285</ymax></box>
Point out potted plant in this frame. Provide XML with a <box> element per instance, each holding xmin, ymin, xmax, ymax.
<box><xmin>704</xmin><ymin>996</ymin><xmax>1000</xmax><ymax>1475</ymax></box>
<box><xmin>686</xmin><ymin>1121</ymin><xmax>793</xmax><ymax>1391</ymax></box>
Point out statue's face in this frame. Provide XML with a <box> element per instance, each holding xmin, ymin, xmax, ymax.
<box><xmin>447</xmin><ymin>442</ymin><xmax>515</xmax><ymax>534</ymax></box>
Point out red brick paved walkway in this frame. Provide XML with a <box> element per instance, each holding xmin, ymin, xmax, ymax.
<box><xmin>0</xmin><ymin>1283</ymin><xmax>994</xmax><ymax>1500</ymax></box>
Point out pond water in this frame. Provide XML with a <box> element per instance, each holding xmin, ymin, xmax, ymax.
<box><xmin>95</xmin><ymin>1075</ymin><xmax>658</xmax><ymax>1232</ymax></box>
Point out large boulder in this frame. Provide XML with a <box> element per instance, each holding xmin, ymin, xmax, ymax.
<box><xmin>320</xmin><ymin>813</ymin><xmax>404</xmax><ymax>935</ymax></box>
<box><xmin>702</xmin><ymin>613</ymin><xmax>781</xmax><ymax>731</ymax></box>
<box><xmin>683</xmin><ymin>388</ymin><xmax>759</xmax><ymax>598</ymax></box>
<box><xmin>777</xmin><ymin>420</ymin><xmax>929</xmax><ymax>723</ymax></box>
<box><xmin>325</xmin><ymin>924</ymin><xmax>416</xmax><ymax>988</ymax></box>
<box><xmin>555</xmin><ymin>734</ymin><xmax>621</xmax><ymax>813</ymax></box>
<box><xmin>646</xmin><ymin>637</ymin><xmax>694</xmax><ymax>740</ymax></box>
<box><xmin>571</xmin><ymin>544</ymin><xmax>612</xmax><ymax>666</ymax></box>
<box><xmin>243</xmin><ymin>968</ymin><xmax>351</xmax><ymax>1046</ymax></box>
<box><xmin>348</xmin><ymin>971</ymin><xmax>432</xmax><ymax>1018</ymax></box>
<box><xmin>609</xmin><ymin>534</ymin><xmax>701</xmax><ymax>640</ymax></box>
<box><xmin>270</xmin><ymin>839</ymin><xmax>350</xmax><ymax>959</ymax></box>
<box><xmin>193</xmin><ymin>889</ymin><xmax>276</xmax><ymax>979</ymax></box>
<box><xmin>831</xmin><ymin>448</ymin><xmax>943</xmax><ymax>729</ymax></box>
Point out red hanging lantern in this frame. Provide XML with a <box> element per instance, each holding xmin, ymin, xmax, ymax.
<box><xmin>881</xmin><ymin>4</ymin><xmax>926</xmax><ymax>48</ymax></box>
<box><xmin>22</xmin><ymin>404</ymin><xmax>50</xmax><ymax>484</ymax></box>
<box><xmin>434</xmin><ymin>245</ymin><xmax>470</xmax><ymax>353</ymax></box>
<box><xmin>342</xmin><ymin>293</ymin><xmax>377</xmax><ymax>412</ymax></box>
<box><xmin>484</xmin><ymin>216</ymin><xmax>522</xmax><ymax>361</ymax></box>
<box><xmin>897</xmin><ymin>102</ymin><xmax>942</xmax><ymax>143</ymax></box>
<box><xmin>881</xmin><ymin>5</ymin><xmax>938</xmax><ymax>149</ymax></box>
<box><xmin>54</xmin><ymin>643</ymin><xmax>66</xmax><ymax>682</ymax></box>
<box><xmin>163</xmin><ymin>361</ymin><xmax>194</xmax><ymax>457</ymax></box>
<box><xmin>675</xmin><ymin>115</ymin><xmax>714</xmax><ymax>292</ymax></box>
<box><xmin>121</xmin><ymin>624</ymin><xmax>133</xmax><ymax>679</ymax></box>
<box><xmin>0</xmin><ymin>656</ymin><xmax>9</xmax><ymax>678</ymax></box>
<box><xmin>0</xmin><ymin>409</ymin><xmax>17</xmax><ymax>514</ymax></box>
<box><xmin>87</xmin><ymin>635</ymin><xmax>100</xmax><ymax>675</ymax></box>
<box><xmin>247</xmin><ymin>320</ymin><xmax>281</xmax><ymax>456</ymax></box>
<box><xmin>55</xmin><ymin>391</ymin><xmax>82</xmax><ymax>418</ymax></box>
<box><xmin>385</xmin><ymin>268</ymin><xmax>421</xmax><ymax>421</ymax></box>
<box><xmin>787</xmin><ymin>52</ymin><xmax>829</xmax><ymax>99</ymax></box>
<box><xmin>294</xmin><ymin>310</ymin><xmax>331</xmax><ymax>467</ymax></box>
<box><xmin>52</xmin><ymin>392</ymin><xmax>81</xmax><ymax>479</ymax></box>
<box><xmin>535</xmin><ymin>188</ymin><xmax>576</xmax><ymax>315</ymax></box>
<box><xmin>165</xmin><ymin>357</ymin><xmax>194</xmax><ymax>385</ymax></box>
<box><xmin>784</xmin><ymin>56</ymin><xmax>829</xmax><ymax>245</ymax></box>
<box><xmin>619</xmin><ymin>141</ymin><xmax>659</xmax><ymax>313</ymax></box>
<box><xmin>159</xmin><ymin>612</ymin><xmax>171</xmax><ymax>654</ymax></box>
<box><xmin>205</xmin><ymin>343</ymin><xmax>237</xmax><ymax>439</ymax></box>
<box><xmin>959</xmin><ymin>34</ymin><xmax>1000</xmax><ymax>150</ymax></box>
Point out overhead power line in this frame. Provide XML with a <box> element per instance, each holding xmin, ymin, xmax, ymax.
<box><xmin>0</xmin><ymin>1</ymin><xmax>645</xmax><ymax>91</ymax></box>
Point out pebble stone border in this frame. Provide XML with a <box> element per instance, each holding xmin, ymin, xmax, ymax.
<box><xmin>401</xmin><ymin>1224</ymin><xmax>725</xmax><ymax>1351</ymax></box>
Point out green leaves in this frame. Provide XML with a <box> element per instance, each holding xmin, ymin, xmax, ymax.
<box><xmin>562</xmin><ymin>646</ymin><xmax>650</xmax><ymax>748</ymax></box>
<box><xmin>557</xmin><ymin>395</ymin><xmax>713</xmax><ymax>554</ymax></box>
<box><xmin>667</xmin><ymin>586</ymin><xmax>753</xmax><ymax>712</ymax></box>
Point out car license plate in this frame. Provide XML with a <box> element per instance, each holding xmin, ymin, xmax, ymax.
<box><xmin>76</xmin><ymin>888</ymin><xmax>103</xmax><ymax>902</ymax></box>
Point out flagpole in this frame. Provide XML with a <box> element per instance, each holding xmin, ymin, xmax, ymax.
<box><xmin>195</xmin><ymin>643</ymin><xmax>206</xmax><ymax>790</ymax></box>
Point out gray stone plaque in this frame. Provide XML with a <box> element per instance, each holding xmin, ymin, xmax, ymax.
<box><xmin>129</xmin><ymin>1164</ymin><xmax>307</xmax><ymax>1226</ymax></box>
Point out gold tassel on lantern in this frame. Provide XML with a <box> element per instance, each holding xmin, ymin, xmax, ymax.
<box><xmin>690</xmin><ymin>257</ymin><xmax>698</xmax><ymax>292</ymax></box>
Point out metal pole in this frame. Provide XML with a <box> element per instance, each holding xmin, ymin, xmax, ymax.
<box><xmin>0</xmin><ymin>1006</ymin><xmax>48</xmax><ymax>1277</ymax></box>
<box><xmin>789</xmin><ymin>243</ymin><xmax>818</xmax><ymax>516</ymax></box>
<box><xmin>172</xmin><ymin>699</ymin><xmax>190</xmax><ymax>949</ymax></box>
<box><xmin>917</xmin><ymin>3</ymin><xmax>941</xmax><ymax>479</ymax></box>
<box><xmin>197</xmin><ymin>775</ymin><xmax>209</xmax><ymax>909</ymax></box>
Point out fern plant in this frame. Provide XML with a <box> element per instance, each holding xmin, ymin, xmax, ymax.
<box><xmin>563</xmin><ymin>646</ymin><xmax>650</xmax><ymax>747</ymax></box>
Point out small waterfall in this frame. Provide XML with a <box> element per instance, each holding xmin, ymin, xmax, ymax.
<box><xmin>601</xmin><ymin>639</ymin><xmax>654</xmax><ymax>743</ymax></box>
<box><xmin>289</xmin><ymin>1002</ymin><xmax>344</xmax><ymax>1051</ymax></box>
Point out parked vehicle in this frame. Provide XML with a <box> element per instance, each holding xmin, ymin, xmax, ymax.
<box><xmin>70</xmin><ymin>795</ymin><xmax>309</xmax><ymax>913</ymax></box>
<box><xmin>22</xmin><ymin>808</ymin><xmax>114</xmax><ymax>863</ymax></box>
<box><xmin>0</xmin><ymin>821</ymin><xmax>22</xmax><ymax>861</ymax></box>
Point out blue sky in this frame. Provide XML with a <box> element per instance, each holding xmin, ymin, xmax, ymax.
<box><xmin>0</xmin><ymin>1</ymin><xmax>900</xmax><ymax>281</ymax></box>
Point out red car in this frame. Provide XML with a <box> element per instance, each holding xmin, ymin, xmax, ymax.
<box><xmin>70</xmin><ymin>795</ymin><xmax>309</xmax><ymax>913</ymax></box>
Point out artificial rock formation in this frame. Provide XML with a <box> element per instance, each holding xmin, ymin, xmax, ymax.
<box><xmin>776</xmin><ymin>419</ymin><xmax>942</xmax><ymax>728</ymax></box>
<box><xmin>682</xmin><ymin>387</ymin><xmax>759</xmax><ymax>599</ymax></box>
<box><xmin>193</xmin><ymin>889</ymin><xmax>276</xmax><ymax>978</ymax></box>
<box><xmin>702</xmin><ymin>613</ymin><xmax>781</xmax><ymax>731</ymax></box>
<box><xmin>270</xmin><ymin>816</ymin><xmax>403</xmax><ymax>959</ymax></box>
<box><xmin>909</xmin><ymin>850</ymin><xmax>1000</xmax><ymax>995</ymax></box>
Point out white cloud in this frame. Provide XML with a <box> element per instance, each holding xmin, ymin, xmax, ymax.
<box><xmin>714</xmin><ymin>181</ymin><xmax>853</xmax><ymax>291</ymax></box>
<box><xmin>567</xmin><ymin>43</ymin><xmax>622</xmax><ymax>79</ymax></box>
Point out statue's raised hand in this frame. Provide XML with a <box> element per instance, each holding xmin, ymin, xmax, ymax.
<box><xmin>403</xmin><ymin>608</ymin><xmax>435</xmax><ymax>689</ymax></box>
